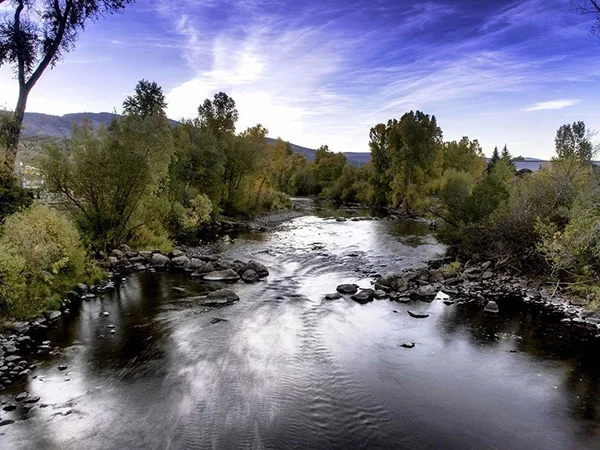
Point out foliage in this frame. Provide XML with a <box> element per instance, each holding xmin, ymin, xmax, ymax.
<box><xmin>123</xmin><ymin>79</ymin><xmax>167</xmax><ymax>117</ymax></box>
<box><xmin>197</xmin><ymin>92</ymin><xmax>239</xmax><ymax>136</ymax></box>
<box><xmin>0</xmin><ymin>204</ymin><xmax>101</xmax><ymax>318</ymax></box>
<box><xmin>554</xmin><ymin>121</ymin><xmax>594</xmax><ymax>162</ymax></box>
<box><xmin>40</xmin><ymin>112</ymin><xmax>174</xmax><ymax>251</ymax></box>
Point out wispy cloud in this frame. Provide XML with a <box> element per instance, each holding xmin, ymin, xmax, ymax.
<box><xmin>525</xmin><ymin>99</ymin><xmax>580</xmax><ymax>111</ymax></box>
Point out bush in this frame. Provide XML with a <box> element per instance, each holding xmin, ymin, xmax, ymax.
<box><xmin>0</xmin><ymin>204</ymin><xmax>102</xmax><ymax>318</ymax></box>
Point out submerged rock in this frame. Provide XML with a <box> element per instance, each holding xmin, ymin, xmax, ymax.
<box><xmin>351</xmin><ymin>289</ymin><xmax>374</xmax><ymax>304</ymax></box>
<box><xmin>373</xmin><ymin>290</ymin><xmax>387</xmax><ymax>299</ymax></box>
<box><xmin>202</xmin><ymin>289</ymin><xmax>240</xmax><ymax>306</ymax></box>
<box><xmin>407</xmin><ymin>311</ymin><xmax>429</xmax><ymax>319</ymax></box>
<box><xmin>210</xmin><ymin>318</ymin><xmax>228</xmax><ymax>324</ymax></box>
<box><xmin>401</xmin><ymin>342</ymin><xmax>415</xmax><ymax>349</ymax></box>
<box><xmin>484</xmin><ymin>301</ymin><xmax>500</xmax><ymax>314</ymax></box>
<box><xmin>203</xmin><ymin>269</ymin><xmax>241</xmax><ymax>282</ymax></box>
<box><xmin>170</xmin><ymin>256</ymin><xmax>190</xmax><ymax>269</ymax></box>
<box><xmin>325</xmin><ymin>293</ymin><xmax>342</xmax><ymax>300</ymax></box>
<box><xmin>336</xmin><ymin>284</ymin><xmax>359</xmax><ymax>295</ymax></box>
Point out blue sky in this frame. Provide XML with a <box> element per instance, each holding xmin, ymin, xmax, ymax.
<box><xmin>1</xmin><ymin>0</ymin><xmax>600</xmax><ymax>158</ymax></box>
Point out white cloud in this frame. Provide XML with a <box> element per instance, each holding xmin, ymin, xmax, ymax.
<box><xmin>525</xmin><ymin>99</ymin><xmax>580</xmax><ymax>111</ymax></box>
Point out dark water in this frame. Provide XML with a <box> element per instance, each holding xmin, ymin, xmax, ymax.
<box><xmin>2</xmin><ymin>204</ymin><xmax>600</xmax><ymax>449</ymax></box>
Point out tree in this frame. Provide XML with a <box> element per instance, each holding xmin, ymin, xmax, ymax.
<box><xmin>571</xmin><ymin>1</ymin><xmax>600</xmax><ymax>35</ymax></box>
<box><xmin>500</xmin><ymin>144</ymin><xmax>516</xmax><ymax>171</ymax></box>
<box><xmin>197</xmin><ymin>92</ymin><xmax>239</xmax><ymax>137</ymax></box>
<box><xmin>123</xmin><ymin>80</ymin><xmax>167</xmax><ymax>117</ymax></box>
<box><xmin>555</xmin><ymin>121</ymin><xmax>594</xmax><ymax>162</ymax></box>
<box><xmin>487</xmin><ymin>146</ymin><xmax>500</xmax><ymax>172</ymax></box>
<box><xmin>40</xmin><ymin>113</ymin><xmax>174</xmax><ymax>251</ymax></box>
<box><xmin>369</xmin><ymin>123</ymin><xmax>392</xmax><ymax>205</ymax></box>
<box><xmin>0</xmin><ymin>0</ymin><xmax>134</xmax><ymax>168</ymax></box>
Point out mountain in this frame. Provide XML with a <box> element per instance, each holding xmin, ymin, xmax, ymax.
<box><xmin>20</xmin><ymin>112</ymin><xmax>371</xmax><ymax>166</ymax></box>
<box><xmin>264</xmin><ymin>137</ymin><xmax>370</xmax><ymax>167</ymax></box>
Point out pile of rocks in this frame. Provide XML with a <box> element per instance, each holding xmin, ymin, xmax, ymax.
<box><xmin>107</xmin><ymin>246</ymin><xmax>269</xmax><ymax>284</ymax></box>
<box><xmin>328</xmin><ymin>259</ymin><xmax>600</xmax><ymax>334</ymax></box>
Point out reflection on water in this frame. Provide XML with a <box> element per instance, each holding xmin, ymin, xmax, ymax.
<box><xmin>2</xmin><ymin>206</ymin><xmax>600</xmax><ymax>450</ymax></box>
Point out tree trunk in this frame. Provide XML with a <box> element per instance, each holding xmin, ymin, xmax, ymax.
<box><xmin>4</xmin><ymin>87</ymin><xmax>29</xmax><ymax>171</ymax></box>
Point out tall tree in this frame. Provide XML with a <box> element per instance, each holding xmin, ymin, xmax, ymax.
<box><xmin>197</xmin><ymin>92</ymin><xmax>239</xmax><ymax>137</ymax></box>
<box><xmin>488</xmin><ymin>146</ymin><xmax>500</xmax><ymax>172</ymax></box>
<box><xmin>500</xmin><ymin>144</ymin><xmax>516</xmax><ymax>171</ymax></box>
<box><xmin>555</xmin><ymin>121</ymin><xmax>594</xmax><ymax>162</ymax></box>
<box><xmin>123</xmin><ymin>80</ymin><xmax>167</xmax><ymax>117</ymax></box>
<box><xmin>0</xmin><ymin>0</ymin><xmax>134</xmax><ymax>168</ymax></box>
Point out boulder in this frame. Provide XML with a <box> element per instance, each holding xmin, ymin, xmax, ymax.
<box><xmin>185</xmin><ymin>258</ymin><xmax>204</xmax><ymax>272</ymax></box>
<box><xmin>171</xmin><ymin>256</ymin><xmax>190</xmax><ymax>269</ymax></box>
<box><xmin>169</xmin><ymin>249</ymin><xmax>185</xmax><ymax>258</ymax></box>
<box><xmin>202</xmin><ymin>289</ymin><xmax>239</xmax><ymax>306</ymax></box>
<box><xmin>351</xmin><ymin>289</ymin><xmax>374</xmax><ymax>304</ymax></box>
<box><xmin>241</xmin><ymin>269</ymin><xmax>259</xmax><ymax>283</ymax></box>
<box><xmin>231</xmin><ymin>260</ymin><xmax>247</xmax><ymax>274</ymax></box>
<box><xmin>407</xmin><ymin>310</ymin><xmax>429</xmax><ymax>319</ymax></box>
<box><xmin>325</xmin><ymin>293</ymin><xmax>342</xmax><ymax>300</ymax></box>
<box><xmin>203</xmin><ymin>269</ymin><xmax>241</xmax><ymax>282</ymax></box>
<box><xmin>373</xmin><ymin>290</ymin><xmax>387</xmax><ymax>299</ymax></box>
<box><xmin>150</xmin><ymin>253</ymin><xmax>170</xmax><ymax>268</ymax></box>
<box><xmin>110</xmin><ymin>249</ymin><xmax>124</xmax><ymax>259</ymax></box>
<box><xmin>108</xmin><ymin>256</ymin><xmax>119</xmax><ymax>267</ymax></box>
<box><xmin>428</xmin><ymin>270</ymin><xmax>445</xmax><ymax>283</ymax></box>
<box><xmin>46</xmin><ymin>310</ymin><xmax>62</xmax><ymax>321</ymax></box>
<box><xmin>482</xmin><ymin>271</ymin><xmax>494</xmax><ymax>280</ymax></box>
<box><xmin>139</xmin><ymin>251</ymin><xmax>153</xmax><ymax>260</ymax></box>
<box><xmin>393</xmin><ymin>278</ymin><xmax>409</xmax><ymax>292</ymax></box>
<box><xmin>401</xmin><ymin>342</ymin><xmax>415</xmax><ymax>349</ymax></box>
<box><xmin>414</xmin><ymin>285</ymin><xmax>437</xmax><ymax>298</ymax></box>
<box><xmin>242</xmin><ymin>260</ymin><xmax>269</xmax><ymax>278</ymax></box>
<box><xmin>484</xmin><ymin>301</ymin><xmax>499</xmax><ymax>314</ymax></box>
<box><xmin>336</xmin><ymin>284</ymin><xmax>359</xmax><ymax>295</ymax></box>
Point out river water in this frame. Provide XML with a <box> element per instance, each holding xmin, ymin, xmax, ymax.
<box><xmin>2</xmin><ymin>202</ymin><xmax>600</xmax><ymax>449</ymax></box>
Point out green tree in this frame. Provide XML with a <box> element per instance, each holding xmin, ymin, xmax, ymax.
<box><xmin>0</xmin><ymin>0</ymin><xmax>133</xmax><ymax>168</ymax></box>
<box><xmin>488</xmin><ymin>146</ymin><xmax>500</xmax><ymax>172</ymax></box>
<box><xmin>500</xmin><ymin>144</ymin><xmax>516</xmax><ymax>172</ymax></box>
<box><xmin>369</xmin><ymin>123</ymin><xmax>392</xmax><ymax>205</ymax></box>
<box><xmin>443</xmin><ymin>137</ymin><xmax>486</xmax><ymax>176</ymax></box>
<box><xmin>197</xmin><ymin>92</ymin><xmax>239</xmax><ymax>137</ymax></box>
<box><xmin>123</xmin><ymin>80</ymin><xmax>167</xmax><ymax>117</ymax></box>
<box><xmin>41</xmin><ymin>114</ymin><xmax>174</xmax><ymax>251</ymax></box>
<box><xmin>554</xmin><ymin>121</ymin><xmax>594</xmax><ymax>162</ymax></box>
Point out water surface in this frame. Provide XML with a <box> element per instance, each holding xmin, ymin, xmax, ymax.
<box><xmin>2</xmin><ymin>205</ymin><xmax>600</xmax><ymax>450</ymax></box>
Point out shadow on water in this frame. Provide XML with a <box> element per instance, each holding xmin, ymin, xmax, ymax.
<box><xmin>2</xmin><ymin>202</ymin><xmax>600</xmax><ymax>449</ymax></box>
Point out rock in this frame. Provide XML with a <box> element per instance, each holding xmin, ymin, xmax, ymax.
<box><xmin>202</xmin><ymin>289</ymin><xmax>240</xmax><ymax>306</ymax></box>
<box><xmin>3</xmin><ymin>345</ymin><xmax>17</xmax><ymax>354</ymax></box>
<box><xmin>210</xmin><ymin>318</ymin><xmax>228</xmax><ymax>324</ymax></box>
<box><xmin>139</xmin><ymin>250</ymin><xmax>152</xmax><ymax>260</ymax></box>
<box><xmin>58</xmin><ymin>365</ymin><xmax>67</xmax><ymax>371</ymax></box>
<box><xmin>3</xmin><ymin>403</ymin><xmax>16</xmax><ymax>411</ymax></box>
<box><xmin>414</xmin><ymin>285</ymin><xmax>437</xmax><ymax>298</ymax></box>
<box><xmin>484</xmin><ymin>301</ymin><xmax>500</xmax><ymax>314</ymax></box>
<box><xmin>150</xmin><ymin>253</ymin><xmax>170</xmax><ymax>268</ymax></box>
<box><xmin>335</xmin><ymin>217</ymin><xmax>347</xmax><ymax>222</ymax></box>
<box><xmin>242</xmin><ymin>261</ymin><xmax>269</xmax><ymax>278</ymax></box>
<box><xmin>185</xmin><ymin>258</ymin><xmax>204</xmax><ymax>272</ymax></box>
<box><xmin>325</xmin><ymin>293</ymin><xmax>342</xmax><ymax>300</ymax></box>
<box><xmin>351</xmin><ymin>289</ymin><xmax>374</xmax><ymax>304</ymax></box>
<box><xmin>482</xmin><ymin>271</ymin><xmax>494</xmax><ymax>280</ymax></box>
<box><xmin>428</xmin><ymin>270</ymin><xmax>445</xmax><ymax>283</ymax></box>
<box><xmin>373</xmin><ymin>290</ymin><xmax>387</xmax><ymax>299</ymax></box>
<box><xmin>171</xmin><ymin>256</ymin><xmax>190</xmax><ymax>269</ymax></box>
<box><xmin>169</xmin><ymin>249</ymin><xmax>185</xmax><ymax>258</ymax></box>
<box><xmin>15</xmin><ymin>392</ymin><xmax>28</xmax><ymax>401</ymax></box>
<box><xmin>0</xmin><ymin>419</ymin><xmax>15</xmax><ymax>426</ymax></box>
<box><xmin>46</xmin><ymin>310</ymin><xmax>62</xmax><ymax>321</ymax></box>
<box><xmin>101</xmin><ymin>311</ymin><xmax>109</xmax><ymax>317</ymax></box>
<box><xmin>401</xmin><ymin>342</ymin><xmax>415</xmax><ymax>349</ymax></box>
<box><xmin>407</xmin><ymin>311</ymin><xmax>429</xmax><ymax>319</ymax></box>
<box><xmin>76</xmin><ymin>283</ymin><xmax>88</xmax><ymax>293</ymax></box>
<box><xmin>110</xmin><ymin>249</ymin><xmax>124</xmax><ymax>259</ymax></box>
<box><xmin>24</xmin><ymin>396</ymin><xmax>40</xmax><ymax>404</ymax></box>
<box><xmin>393</xmin><ymin>278</ymin><xmax>409</xmax><ymax>292</ymax></box>
<box><xmin>336</xmin><ymin>284</ymin><xmax>359</xmax><ymax>295</ymax></box>
<box><xmin>108</xmin><ymin>256</ymin><xmax>119</xmax><ymax>267</ymax></box>
<box><xmin>191</xmin><ymin>261</ymin><xmax>215</xmax><ymax>276</ymax></box>
<box><xmin>526</xmin><ymin>290</ymin><xmax>542</xmax><ymax>300</ymax></box>
<box><xmin>231</xmin><ymin>260</ymin><xmax>247</xmax><ymax>274</ymax></box>
<box><xmin>241</xmin><ymin>269</ymin><xmax>259</xmax><ymax>283</ymax></box>
<box><xmin>203</xmin><ymin>269</ymin><xmax>241</xmax><ymax>282</ymax></box>
<box><xmin>125</xmin><ymin>251</ymin><xmax>139</xmax><ymax>258</ymax></box>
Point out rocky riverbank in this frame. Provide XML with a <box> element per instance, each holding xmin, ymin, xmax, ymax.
<box><xmin>326</xmin><ymin>259</ymin><xmax>600</xmax><ymax>336</ymax></box>
<box><xmin>0</xmin><ymin>246</ymin><xmax>271</xmax><ymax>398</ymax></box>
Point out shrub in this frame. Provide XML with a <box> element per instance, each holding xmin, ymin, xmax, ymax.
<box><xmin>0</xmin><ymin>204</ymin><xmax>102</xmax><ymax>318</ymax></box>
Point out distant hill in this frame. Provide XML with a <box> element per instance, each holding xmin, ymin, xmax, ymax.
<box><xmin>264</xmin><ymin>137</ymin><xmax>370</xmax><ymax>167</ymax></box>
<box><xmin>21</xmin><ymin>112</ymin><xmax>371</xmax><ymax>167</ymax></box>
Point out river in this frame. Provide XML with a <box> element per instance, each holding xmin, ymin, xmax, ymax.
<box><xmin>1</xmin><ymin>201</ymin><xmax>600</xmax><ymax>449</ymax></box>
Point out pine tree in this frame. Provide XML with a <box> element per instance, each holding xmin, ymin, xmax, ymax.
<box><xmin>487</xmin><ymin>146</ymin><xmax>500</xmax><ymax>172</ymax></box>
